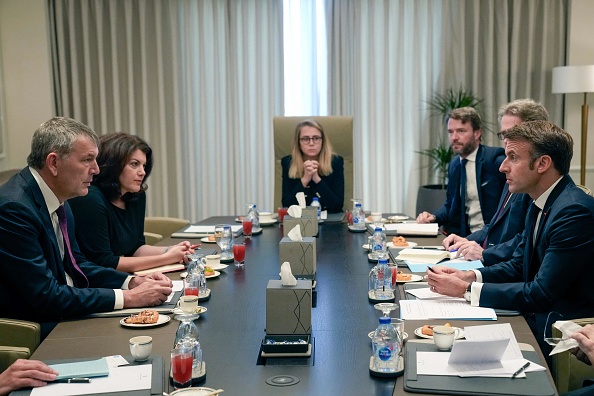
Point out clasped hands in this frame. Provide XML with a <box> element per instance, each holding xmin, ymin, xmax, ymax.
<box><xmin>164</xmin><ymin>241</ymin><xmax>198</xmax><ymax>264</ymax></box>
<box><xmin>301</xmin><ymin>160</ymin><xmax>322</xmax><ymax>186</ymax></box>
<box><xmin>425</xmin><ymin>265</ymin><xmax>475</xmax><ymax>298</ymax></box>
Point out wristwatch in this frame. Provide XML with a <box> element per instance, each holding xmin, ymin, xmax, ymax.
<box><xmin>463</xmin><ymin>282</ymin><xmax>473</xmax><ymax>302</ymax></box>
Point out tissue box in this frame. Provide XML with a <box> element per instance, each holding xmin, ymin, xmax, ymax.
<box><xmin>266</xmin><ymin>280</ymin><xmax>312</xmax><ymax>335</ymax></box>
<box><xmin>279</xmin><ymin>237</ymin><xmax>316</xmax><ymax>279</ymax></box>
<box><xmin>283</xmin><ymin>215</ymin><xmax>318</xmax><ymax>237</ymax></box>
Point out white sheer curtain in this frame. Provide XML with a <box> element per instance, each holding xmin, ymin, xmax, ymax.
<box><xmin>50</xmin><ymin>0</ymin><xmax>283</xmax><ymax>222</ymax></box>
<box><xmin>325</xmin><ymin>0</ymin><xmax>567</xmax><ymax>216</ymax></box>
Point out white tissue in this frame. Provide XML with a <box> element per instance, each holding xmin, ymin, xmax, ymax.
<box><xmin>287</xmin><ymin>225</ymin><xmax>303</xmax><ymax>241</ymax></box>
<box><xmin>279</xmin><ymin>262</ymin><xmax>297</xmax><ymax>286</ymax></box>
<box><xmin>288</xmin><ymin>205</ymin><xmax>302</xmax><ymax>218</ymax></box>
<box><xmin>549</xmin><ymin>320</ymin><xmax>581</xmax><ymax>355</ymax></box>
<box><xmin>296</xmin><ymin>192</ymin><xmax>306</xmax><ymax>208</ymax></box>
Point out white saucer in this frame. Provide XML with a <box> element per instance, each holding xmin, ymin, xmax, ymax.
<box><xmin>388</xmin><ymin>215</ymin><xmax>409</xmax><ymax>221</ymax></box>
<box><xmin>365</xmin><ymin>217</ymin><xmax>387</xmax><ymax>224</ymax></box>
<box><xmin>396</xmin><ymin>274</ymin><xmax>424</xmax><ymax>283</ymax></box>
<box><xmin>205</xmin><ymin>270</ymin><xmax>220</xmax><ymax>279</ymax></box>
<box><xmin>207</xmin><ymin>263</ymin><xmax>228</xmax><ymax>271</ymax></box>
<box><xmin>368</xmin><ymin>331</ymin><xmax>408</xmax><ymax>340</ymax></box>
<box><xmin>120</xmin><ymin>314</ymin><xmax>170</xmax><ymax>328</ymax></box>
<box><xmin>414</xmin><ymin>326</ymin><xmax>464</xmax><ymax>339</ymax></box>
<box><xmin>259</xmin><ymin>218</ymin><xmax>277</xmax><ymax>226</ymax></box>
<box><xmin>200</xmin><ymin>236</ymin><xmax>216</xmax><ymax>243</ymax></box>
<box><xmin>170</xmin><ymin>387</ymin><xmax>217</xmax><ymax>396</ymax></box>
<box><xmin>172</xmin><ymin>306</ymin><xmax>207</xmax><ymax>316</ymax></box>
<box><xmin>348</xmin><ymin>225</ymin><xmax>367</xmax><ymax>233</ymax></box>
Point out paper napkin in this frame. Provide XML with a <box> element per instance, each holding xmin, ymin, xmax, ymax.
<box><xmin>296</xmin><ymin>192</ymin><xmax>306</xmax><ymax>208</ymax></box>
<box><xmin>287</xmin><ymin>225</ymin><xmax>303</xmax><ymax>241</ymax></box>
<box><xmin>288</xmin><ymin>204</ymin><xmax>302</xmax><ymax>218</ymax></box>
<box><xmin>279</xmin><ymin>262</ymin><xmax>297</xmax><ymax>286</ymax></box>
<box><xmin>550</xmin><ymin>320</ymin><xmax>580</xmax><ymax>355</ymax></box>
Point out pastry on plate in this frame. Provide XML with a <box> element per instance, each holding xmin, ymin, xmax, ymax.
<box><xmin>124</xmin><ymin>310</ymin><xmax>159</xmax><ymax>324</ymax></box>
<box><xmin>204</xmin><ymin>266</ymin><xmax>215</xmax><ymax>276</ymax></box>
<box><xmin>396</xmin><ymin>271</ymin><xmax>412</xmax><ymax>281</ymax></box>
<box><xmin>392</xmin><ymin>236</ymin><xmax>408</xmax><ymax>246</ymax></box>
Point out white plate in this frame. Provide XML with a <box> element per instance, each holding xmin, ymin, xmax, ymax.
<box><xmin>347</xmin><ymin>225</ymin><xmax>367</xmax><ymax>233</ymax></box>
<box><xmin>120</xmin><ymin>314</ymin><xmax>170</xmax><ymax>328</ymax></box>
<box><xmin>368</xmin><ymin>331</ymin><xmax>409</xmax><ymax>340</ymax></box>
<box><xmin>200</xmin><ymin>236</ymin><xmax>216</xmax><ymax>243</ymax></box>
<box><xmin>207</xmin><ymin>263</ymin><xmax>229</xmax><ymax>271</ymax></box>
<box><xmin>414</xmin><ymin>326</ymin><xmax>464</xmax><ymax>340</ymax></box>
<box><xmin>396</xmin><ymin>274</ymin><xmax>424</xmax><ymax>284</ymax></box>
<box><xmin>170</xmin><ymin>387</ymin><xmax>217</xmax><ymax>396</ymax></box>
<box><xmin>388</xmin><ymin>215</ymin><xmax>409</xmax><ymax>221</ymax></box>
<box><xmin>365</xmin><ymin>217</ymin><xmax>387</xmax><ymax>224</ymax></box>
<box><xmin>205</xmin><ymin>270</ymin><xmax>220</xmax><ymax>279</ymax></box>
<box><xmin>172</xmin><ymin>306</ymin><xmax>207</xmax><ymax>316</ymax></box>
<box><xmin>259</xmin><ymin>218</ymin><xmax>278</xmax><ymax>226</ymax></box>
<box><xmin>363</xmin><ymin>241</ymin><xmax>418</xmax><ymax>250</ymax></box>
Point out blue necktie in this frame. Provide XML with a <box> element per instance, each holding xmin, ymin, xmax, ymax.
<box><xmin>459</xmin><ymin>159</ymin><xmax>469</xmax><ymax>236</ymax></box>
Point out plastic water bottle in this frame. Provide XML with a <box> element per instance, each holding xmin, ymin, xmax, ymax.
<box><xmin>352</xmin><ymin>202</ymin><xmax>365</xmax><ymax>230</ymax></box>
<box><xmin>370</xmin><ymin>227</ymin><xmax>387</xmax><ymax>260</ymax></box>
<box><xmin>372</xmin><ymin>316</ymin><xmax>399</xmax><ymax>372</ymax></box>
<box><xmin>374</xmin><ymin>258</ymin><xmax>392</xmax><ymax>300</ymax></box>
<box><xmin>311</xmin><ymin>197</ymin><xmax>321</xmax><ymax>220</ymax></box>
<box><xmin>247</xmin><ymin>204</ymin><xmax>260</xmax><ymax>230</ymax></box>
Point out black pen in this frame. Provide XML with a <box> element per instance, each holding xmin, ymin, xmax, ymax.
<box><xmin>412</xmin><ymin>246</ymin><xmax>445</xmax><ymax>250</ymax></box>
<box><xmin>427</xmin><ymin>266</ymin><xmax>436</xmax><ymax>273</ymax></box>
<box><xmin>55</xmin><ymin>377</ymin><xmax>91</xmax><ymax>383</ymax></box>
<box><xmin>511</xmin><ymin>362</ymin><xmax>530</xmax><ymax>378</ymax></box>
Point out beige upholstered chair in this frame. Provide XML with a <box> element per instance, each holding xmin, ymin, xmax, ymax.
<box><xmin>0</xmin><ymin>318</ymin><xmax>41</xmax><ymax>372</ymax></box>
<box><xmin>143</xmin><ymin>231</ymin><xmax>163</xmax><ymax>245</ymax></box>
<box><xmin>552</xmin><ymin>317</ymin><xmax>594</xmax><ymax>394</ymax></box>
<box><xmin>0</xmin><ymin>169</ymin><xmax>20</xmax><ymax>186</ymax></box>
<box><xmin>576</xmin><ymin>184</ymin><xmax>593</xmax><ymax>196</ymax></box>
<box><xmin>144</xmin><ymin>217</ymin><xmax>190</xmax><ymax>239</ymax></box>
<box><xmin>273</xmin><ymin>116</ymin><xmax>353</xmax><ymax>212</ymax></box>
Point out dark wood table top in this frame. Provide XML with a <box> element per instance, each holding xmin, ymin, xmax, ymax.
<box><xmin>31</xmin><ymin>216</ymin><xmax>556</xmax><ymax>395</ymax></box>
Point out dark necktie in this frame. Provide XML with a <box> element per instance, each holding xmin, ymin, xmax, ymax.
<box><xmin>56</xmin><ymin>205</ymin><xmax>89</xmax><ymax>287</ymax></box>
<box><xmin>459</xmin><ymin>159</ymin><xmax>469</xmax><ymax>236</ymax></box>
<box><xmin>482</xmin><ymin>190</ymin><xmax>512</xmax><ymax>248</ymax></box>
<box><xmin>525</xmin><ymin>202</ymin><xmax>541</xmax><ymax>280</ymax></box>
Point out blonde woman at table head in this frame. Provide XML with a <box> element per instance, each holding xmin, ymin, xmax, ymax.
<box><xmin>281</xmin><ymin>120</ymin><xmax>344</xmax><ymax>212</ymax></box>
<box><xmin>69</xmin><ymin>132</ymin><xmax>195</xmax><ymax>273</ymax></box>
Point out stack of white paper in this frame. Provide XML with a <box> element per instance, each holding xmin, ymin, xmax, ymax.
<box><xmin>385</xmin><ymin>223</ymin><xmax>439</xmax><ymax>236</ymax></box>
<box><xmin>400</xmin><ymin>300</ymin><xmax>497</xmax><ymax>320</ymax></box>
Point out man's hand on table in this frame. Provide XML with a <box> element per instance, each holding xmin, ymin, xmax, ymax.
<box><xmin>425</xmin><ymin>266</ymin><xmax>476</xmax><ymax>298</ymax></box>
<box><xmin>125</xmin><ymin>273</ymin><xmax>173</xmax><ymax>307</ymax></box>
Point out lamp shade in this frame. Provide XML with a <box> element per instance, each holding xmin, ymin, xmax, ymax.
<box><xmin>552</xmin><ymin>65</ymin><xmax>594</xmax><ymax>94</ymax></box>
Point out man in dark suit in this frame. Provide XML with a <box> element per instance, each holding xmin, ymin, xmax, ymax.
<box><xmin>443</xmin><ymin>99</ymin><xmax>549</xmax><ymax>264</ymax></box>
<box><xmin>417</xmin><ymin>107</ymin><xmax>506</xmax><ymax>237</ymax></box>
<box><xmin>427</xmin><ymin>121</ymin><xmax>594</xmax><ymax>357</ymax></box>
<box><xmin>0</xmin><ymin>117</ymin><xmax>173</xmax><ymax>336</ymax></box>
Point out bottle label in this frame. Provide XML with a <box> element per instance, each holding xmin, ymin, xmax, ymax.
<box><xmin>378</xmin><ymin>346</ymin><xmax>392</xmax><ymax>361</ymax></box>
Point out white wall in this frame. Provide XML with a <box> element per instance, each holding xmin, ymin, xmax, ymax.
<box><xmin>0</xmin><ymin>0</ymin><xmax>53</xmax><ymax>171</ymax></box>
<box><xmin>564</xmin><ymin>0</ymin><xmax>594</xmax><ymax>190</ymax></box>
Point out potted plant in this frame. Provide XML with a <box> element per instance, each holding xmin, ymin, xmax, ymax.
<box><xmin>416</xmin><ymin>88</ymin><xmax>484</xmax><ymax>215</ymax></box>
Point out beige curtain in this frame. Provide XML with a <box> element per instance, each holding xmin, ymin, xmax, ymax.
<box><xmin>325</xmin><ymin>0</ymin><xmax>567</xmax><ymax>216</ymax></box>
<box><xmin>50</xmin><ymin>0</ymin><xmax>283</xmax><ymax>221</ymax></box>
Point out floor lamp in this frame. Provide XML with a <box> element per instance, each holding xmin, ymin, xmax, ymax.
<box><xmin>552</xmin><ymin>65</ymin><xmax>594</xmax><ymax>186</ymax></box>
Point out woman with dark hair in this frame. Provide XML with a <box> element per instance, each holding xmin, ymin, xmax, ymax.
<box><xmin>281</xmin><ymin>119</ymin><xmax>344</xmax><ymax>212</ymax></box>
<box><xmin>70</xmin><ymin>132</ymin><xmax>193</xmax><ymax>273</ymax></box>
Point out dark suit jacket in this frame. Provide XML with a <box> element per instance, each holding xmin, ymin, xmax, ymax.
<box><xmin>466</xmin><ymin>185</ymin><xmax>532</xmax><ymax>265</ymax></box>
<box><xmin>479</xmin><ymin>175</ymin><xmax>594</xmax><ymax>345</ymax></box>
<box><xmin>433</xmin><ymin>145</ymin><xmax>506</xmax><ymax>236</ymax></box>
<box><xmin>281</xmin><ymin>155</ymin><xmax>344</xmax><ymax>212</ymax></box>
<box><xmin>0</xmin><ymin>168</ymin><xmax>128</xmax><ymax>323</ymax></box>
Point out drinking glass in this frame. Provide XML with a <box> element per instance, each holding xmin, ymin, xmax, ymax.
<box><xmin>214</xmin><ymin>224</ymin><xmax>233</xmax><ymax>259</ymax></box>
<box><xmin>242</xmin><ymin>219</ymin><xmax>253</xmax><ymax>239</ymax></box>
<box><xmin>233</xmin><ymin>242</ymin><xmax>246</xmax><ymax>267</ymax></box>
<box><xmin>171</xmin><ymin>345</ymin><xmax>193</xmax><ymax>389</ymax></box>
<box><xmin>183</xmin><ymin>274</ymin><xmax>199</xmax><ymax>297</ymax></box>
<box><xmin>374</xmin><ymin>302</ymin><xmax>398</xmax><ymax>317</ymax></box>
<box><xmin>278</xmin><ymin>207</ymin><xmax>288</xmax><ymax>226</ymax></box>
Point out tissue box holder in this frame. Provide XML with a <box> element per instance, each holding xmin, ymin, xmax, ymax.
<box><xmin>266</xmin><ymin>280</ymin><xmax>312</xmax><ymax>335</ymax></box>
<box><xmin>261</xmin><ymin>335</ymin><xmax>311</xmax><ymax>354</ymax></box>
<box><xmin>279</xmin><ymin>237</ymin><xmax>316</xmax><ymax>280</ymax></box>
<box><xmin>283</xmin><ymin>215</ymin><xmax>318</xmax><ymax>237</ymax></box>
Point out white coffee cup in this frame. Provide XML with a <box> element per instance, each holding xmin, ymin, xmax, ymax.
<box><xmin>259</xmin><ymin>211</ymin><xmax>273</xmax><ymax>222</ymax></box>
<box><xmin>177</xmin><ymin>295</ymin><xmax>199</xmax><ymax>314</ymax></box>
<box><xmin>204</xmin><ymin>254</ymin><xmax>221</xmax><ymax>267</ymax></box>
<box><xmin>370</xmin><ymin>212</ymin><xmax>382</xmax><ymax>223</ymax></box>
<box><xmin>129</xmin><ymin>335</ymin><xmax>153</xmax><ymax>361</ymax></box>
<box><xmin>433</xmin><ymin>326</ymin><xmax>459</xmax><ymax>350</ymax></box>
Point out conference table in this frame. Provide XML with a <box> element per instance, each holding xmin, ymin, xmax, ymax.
<box><xmin>30</xmin><ymin>216</ymin><xmax>557</xmax><ymax>395</ymax></box>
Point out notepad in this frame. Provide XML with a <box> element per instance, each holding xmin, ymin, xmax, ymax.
<box><xmin>400</xmin><ymin>300</ymin><xmax>497</xmax><ymax>320</ymax></box>
<box><xmin>171</xmin><ymin>225</ymin><xmax>242</xmax><ymax>238</ymax></box>
<box><xmin>396</xmin><ymin>248</ymin><xmax>453</xmax><ymax>264</ymax></box>
<box><xmin>384</xmin><ymin>223</ymin><xmax>439</xmax><ymax>236</ymax></box>
<box><xmin>50</xmin><ymin>357</ymin><xmax>109</xmax><ymax>380</ymax></box>
<box><xmin>134</xmin><ymin>263</ymin><xmax>185</xmax><ymax>276</ymax></box>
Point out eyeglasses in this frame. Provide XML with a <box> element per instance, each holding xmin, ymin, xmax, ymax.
<box><xmin>300</xmin><ymin>136</ymin><xmax>322</xmax><ymax>144</ymax></box>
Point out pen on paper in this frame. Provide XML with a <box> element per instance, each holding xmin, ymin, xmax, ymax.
<box><xmin>511</xmin><ymin>361</ymin><xmax>530</xmax><ymax>378</ymax></box>
<box><xmin>449</xmin><ymin>248</ymin><xmax>458</xmax><ymax>253</ymax></box>
<box><xmin>55</xmin><ymin>377</ymin><xmax>91</xmax><ymax>383</ymax></box>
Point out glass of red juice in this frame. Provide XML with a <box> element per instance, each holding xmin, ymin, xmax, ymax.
<box><xmin>390</xmin><ymin>266</ymin><xmax>398</xmax><ymax>287</ymax></box>
<box><xmin>278</xmin><ymin>207</ymin><xmax>288</xmax><ymax>224</ymax></box>
<box><xmin>183</xmin><ymin>275</ymin><xmax>199</xmax><ymax>296</ymax></box>
<box><xmin>171</xmin><ymin>346</ymin><xmax>193</xmax><ymax>389</ymax></box>
<box><xmin>233</xmin><ymin>242</ymin><xmax>246</xmax><ymax>267</ymax></box>
<box><xmin>242</xmin><ymin>219</ymin><xmax>253</xmax><ymax>239</ymax></box>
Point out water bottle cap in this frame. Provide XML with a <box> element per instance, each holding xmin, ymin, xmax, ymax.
<box><xmin>223</xmin><ymin>225</ymin><xmax>230</xmax><ymax>229</ymax></box>
<box><xmin>355</xmin><ymin>203</ymin><xmax>361</xmax><ymax>207</ymax></box>
<box><xmin>379</xmin><ymin>317</ymin><xmax>391</xmax><ymax>324</ymax></box>
<box><xmin>313</xmin><ymin>197</ymin><xmax>319</xmax><ymax>202</ymax></box>
<box><xmin>374</xmin><ymin>227</ymin><xmax>382</xmax><ymax>231</ymax></box>
<box><xmin>379</xmin><ymin>259</ymin><xmax>389</xmax><ymax>264</ymax></box>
